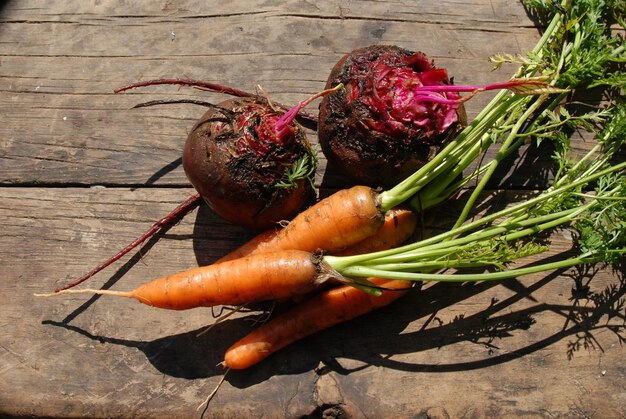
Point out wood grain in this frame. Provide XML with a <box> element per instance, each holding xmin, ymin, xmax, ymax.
<box><xmin>1</xmin><ymin>0</ymin><xmax>536</xmax><ymax>186</ymax></box>
<box><xmin>1</xmin><ymin>0</ymin><xmax>624</xmax><ymax>417</ymax></box>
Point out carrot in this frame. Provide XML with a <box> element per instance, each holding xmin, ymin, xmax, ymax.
<box><xmin>216</xmin><ymin>185</ymin><xmax>385</xmax><ymax>263</ymax></box>
<box><xmin>40</xmin><ymin>206</ymin><xmax>417</xmax><ymax>311</ymax></box>
<box><xmin>55</xmin><ymin>188</ymin><xmax>411</xmax><ymax>299</ymax></box>
<box><xmin>221</xmin><ymin>208</ymin><xmax>417</xmax><ymax>369</ymax></box>
<box><xmin>334</xmin><ymin>206</ymin><xmax>417</xmax><ymax>256</ymax></box>
<box><xmin>39</xmin><ymin>250</ymin><xmax>339</xmax><ymax>310</ymax></box>
<box><xmin>223</xmin><ymin>278</ymin><xmax>411</xmax><ymax>370</ymax></box>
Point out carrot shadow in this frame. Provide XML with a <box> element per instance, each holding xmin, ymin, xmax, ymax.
<box><xmin>482</xmin><ymin>139</ymin><xmax>556</xmax><ymax>191</ymax></box>
<box><xmin>41</xmin><ymin>318</ymin><xmax>239</xmax><ymax>379</ymax></box>
<box><xmin>0</xmin><ymin>1</ymin><xmax>10</xmax><ymax>16</ymax></box>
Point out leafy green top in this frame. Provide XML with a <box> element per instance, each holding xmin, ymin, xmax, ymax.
<box><xmin>325</xmin><ymin>0</ymin><xmax>626</xmax><ymax>293</ymax></box>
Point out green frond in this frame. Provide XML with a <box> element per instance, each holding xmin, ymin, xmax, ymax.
<box><xmin>275</xmin><ymin>146</ymin><xmax>318</xmax><ymax>190</ymax></box>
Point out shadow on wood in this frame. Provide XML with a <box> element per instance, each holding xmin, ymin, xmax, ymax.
<box><xmin>40</xmin><ymin>260</ymin><xmax>626</xmax><ymax>389</ymax></box>
<box><xmin>56</xmin><ymin>215</ymin><xmax>194</xmax><ymax>324</ymax></box>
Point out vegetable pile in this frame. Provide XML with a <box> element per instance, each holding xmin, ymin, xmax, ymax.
<box><xmin>41</xmin><ymin>0</ymin><xmax>625</xmax><ymax>399</ymax></box>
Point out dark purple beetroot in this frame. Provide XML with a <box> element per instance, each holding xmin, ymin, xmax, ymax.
<box><xmin>318</xmin><ymin>45</ymin><xmax>467</xmax><ymax>187</ymax></box>
<box><xmin>183</xmin><ymin>98</ymin><xmax>316</xmax><ymax>230</ymax></box>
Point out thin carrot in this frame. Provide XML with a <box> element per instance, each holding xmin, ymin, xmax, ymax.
<box><xmin>216</xmin><ymin>185</ymin><xmax>385</xmax><ymax>263</ymax></box>
<box><xmin>38</xmin><ymin>250</ymin><xmax>341</xmax><ymax>310</ymax></box>
<box><xmin>40</xmin><ymin>206</ymin><xmax>415</xmax><ymax>316</ymax></box>
<box><xmin>223</xmin><ymin>278</ymin><xmax>411</xmax><ymax>370</ymax></box>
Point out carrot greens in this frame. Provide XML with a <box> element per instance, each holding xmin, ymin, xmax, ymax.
<box><xmin>327</xmin><ymin>160</ymin><xmax>626</xmax><ymax>283</ymax></box>
<box><xmin>327</xmin><ymin>0</ymin><xmax>626</xmax><ymax>291</ymax></box>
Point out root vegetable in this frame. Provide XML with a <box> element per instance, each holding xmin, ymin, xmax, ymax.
<box><xmin>223</xmin><ymin>278</ymin><xmax>411</xmax><ymax>370</ymax></box>
<box><xmin>318</xmin><ymin>45</ymin><xmax>467</xmax><ymax>187</ymax></box>
<box><xmin>115</xmin><ymin>79</ymin><xmax>341</xmax><ymax>230</ymax></box>
<box><xmin>333</xmin><ymin>206</ymin><xmax>417</xmax><ymax>256</ymax></box>
<box><xmin>183</xmin><ymin>97</ymin><xmax>316</xmax><ymax>230</ymax></box>
<box><xmin>40</xmin><ymin>250</ymin><xmax>337</xmax><ymax>310</ymax></box>
<box><xmin>215</xmin><ymin>185</ymin><xmax>385</xmax><ymax>263</ymax></box>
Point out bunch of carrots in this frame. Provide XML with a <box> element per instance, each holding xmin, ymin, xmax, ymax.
<box><xmin>42</xmin><ymin>79</ymin><xmax>571</xmax><ymax>373</ymax></box>
<box><xmin>42</xmin><ymin>194</ymin><xmax>420</xmax><ymax>369</ymax></box>
<box><xmin>39</xmin><ymin>2</ymin><xmax>626</xmax><ymax>408</ymax></box>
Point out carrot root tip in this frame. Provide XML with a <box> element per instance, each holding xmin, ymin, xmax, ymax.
<box><xmin>34</xmin><ymin>289</ymin><xmax>133</xmax><ymax>299</ymax></box>
<box><xmin>197</xmin><ymin>369</ymin><xmax>230</xmax><ymax>411</ymax></box>
<box><xmin>34</xmin><ymin>292</ymin><xmax>57</xmax><ymax>298</ymax></box>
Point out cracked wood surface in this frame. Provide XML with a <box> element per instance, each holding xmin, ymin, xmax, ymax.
<box><xmin>1</xmin><ymin>1</ymin><xmax>625</xmax><ymax>418</ymax></box>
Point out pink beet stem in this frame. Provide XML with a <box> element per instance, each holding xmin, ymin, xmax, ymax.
<box><xmin>114</xmin><ymin>78</ymin><xmax>319</xmax><ymax>123</ymax></box>
<box><xmin>412</xmin><ymin>91</ymin><xmax>478</xmax><ymax>105</ymax></box>
<box><xmin>54</xmin><ymin>193</ymin><xmax>202</xmax><ymax>292</ymax></box>
<box><xmin>274</xmin><ymin>84</ymin><xmax>344</xmax><ymax>137</ymax></box>
<box><xmin>416</xmin><ymin>79</ymin><xmax>551</xmax><ymax>93</ymax></box>
<box><xmin>407</xmin><ymin>79</ymin><xmax>555</xmax><ymax>106</ymax></box>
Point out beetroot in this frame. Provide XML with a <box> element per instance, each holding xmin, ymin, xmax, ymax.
<box><xmin>183</xmin><ymin>97</ymin><xmax>316</xmax><ymax>230</ymax></box>
<box><xmin>318</xmin><ymin>45</ymin><xmax>467</xmax><ymax>187</ymax></box>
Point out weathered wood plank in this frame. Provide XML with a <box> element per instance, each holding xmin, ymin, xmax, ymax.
<box><xmin>1</xmin><ymin>187</ymin><xmax>624</xmax><ymax>417</ymax></box>
<box><xmin>1</xmin><ymin>0</ymin><xmax>540</xmax><ymax>186</ymax></box>
<box><xmin>1</xmin><ymin>0</ymin><xmax>624</xmax><ymax>417</ymax></box>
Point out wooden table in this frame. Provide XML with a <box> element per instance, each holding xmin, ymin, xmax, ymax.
<box><xmin>2</xmin><ymin>1</ymin><xmax>624</xmax><ymax>417</ymax></box>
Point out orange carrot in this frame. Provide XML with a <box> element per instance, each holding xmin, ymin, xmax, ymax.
<box><xmin>222</xmin><ymin>208</ymin><xmax>417</xmax><ymax>370</ymax></box>
<box><xmin>217</xmin><ymin>185</ymin><xmax>385</xmax><ymax>263</ymax></box>
<box><xmin>223</xmin><ymin>278</ymin><xmax>411</xmax><ymax>370</ymax></box>
<box><xmin>39</xmin><ymin>250</ymin><xmax>339</xmax><ymax>310</ymax></box>
<box><xmin>56</xmin><ymin>184</ymin><xmax>386</xmax><ymax>293</ymax></box>
<box><xmin>334</xmin><ymin>206</ymin><xmax>416</xmax><ymax>256</ymax></box>
<box><xmin>41</xmin><ymin>203</ymin><xmax>416</xmax><ymax>312</ymax></box>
